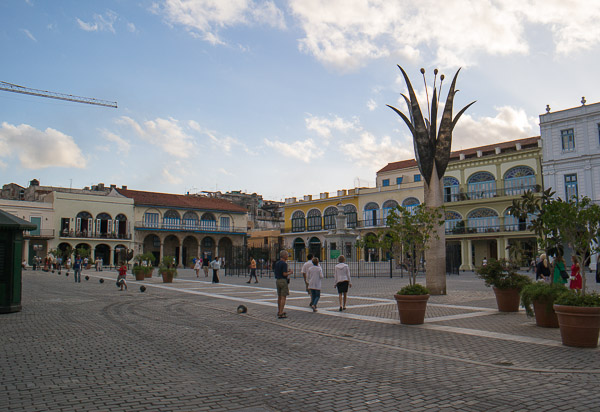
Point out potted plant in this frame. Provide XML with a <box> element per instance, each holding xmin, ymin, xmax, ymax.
<box><xmin>541</xmin><ymin>196</ymin><xmax>600</xmax><ymax>347</ymax></box>
<box><xmin>159</xmin><ymin>255</ymin><xmax>177</xmax><ymax>283</ymax></box>
<box><xmin>553</xmin><ymin>290</ymin><xmax>600</xmax><ymax>347</ymax></box>
<box><xmin>476</xmin><ymin>258</ymin><xmax>531</xmax><ymax>312</ymax></box>
<box><xmin>520</xmin><ymin>282</ymin><xmax>566</xmax><ymax>327</ymax></box>
<box><xmin>133</xmin><ymin>252</ymin><xmax>155</xmax><ymax>280</ymax></box>
<box><xmin>365</xmin><ymin>203</ymin><xmax>443</xmax><ymax>325</ymax></box>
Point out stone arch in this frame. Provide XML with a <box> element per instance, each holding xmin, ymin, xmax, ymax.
<box><xmin>201</xmin><ymin>236</ymin><xmax>216</xmax><ymax>260</ymax></box>
<box><xmin>182</xmin><ymin>235</ymin><xmax>199</xmax><ymax>267</ymax></box>
<box><xmin>143</xmin><ymin>234</ymin><xmax>161</xmax><ymax>264</ymax></box>
<box><xmin>218</xmin><ymin>237</ymin><xmax>233</xmax><ymax>266</ymax></box>
<box><xmin>293</xmin><ymin>237</ymin><xmax>306</xmax><ymax>261</ymax></box>
<box><xmin>94</xmin><ymin>243</ymin><xmax>110</xmax><ymax>264</ymax></box>
<box><xmin>163</xmin><ymin>234</ymin><xmax>180</xmax><ymax>266</ymax></box>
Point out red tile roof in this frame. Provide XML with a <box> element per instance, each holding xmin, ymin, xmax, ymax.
<box><xmin>377</xmin><ymin>136</ymin><xmax>540</xmax><ymax>173</ymax></box>
<box><xmin>115</xmin><ymin>188</ymin><xmax>247</xmax><ymax>213</ymax></box>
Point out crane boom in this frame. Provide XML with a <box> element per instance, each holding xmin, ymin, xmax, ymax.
<box><xmin>0</xmin><ymin>81</ymin><xmax>117</xmax><ymax>108</ymax></box>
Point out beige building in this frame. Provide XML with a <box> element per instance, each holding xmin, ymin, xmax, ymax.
<box><xmin>46</xmin><ymin>190</ymin><xmax>135</xmax><ymax>266</ymax></box>
<box><xmin>114</xmin><ymin>188</ymin><xmax>247</xmax><ymax>267</ymax></box>
<box><xmin>0</xmin><ymin>199</ymin><xmax>54</xmax><ymax>265</ymax></box>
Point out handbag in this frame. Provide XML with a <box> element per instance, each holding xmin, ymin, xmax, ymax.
<box><xmin>560</xmin><ymin>269</ymin><xmax>569</xmax><ymax>280</ymax></box>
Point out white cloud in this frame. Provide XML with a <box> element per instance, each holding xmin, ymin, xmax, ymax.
<box><xmin>452</xmin><ymin>106</ymin><xmax>538</xmax><ymax>150</ymax></box>
<box><xmin>101</xmin><ymin>129</ymin><xmax>131</xmax><ymax>154</ymax></box>
<box><xmin>367</xmin><ymin>98</ymin><xmax>377</xmax><ymax>111</ymax></box>
<box><xmin>118</xmin><ymin>116</ymin><xmax>195</xmax><ymax>158</ymax></box>
<box><xmin>0</xmin><ymin>122</ymin><xmax>86</xmax><ymax>169</ymax></box>
<box><xmin>77</xmin><ymin>10</ymin><xmax>117</xmax><ymax>33</ymax></box>
<box><xmin>127</xmin><ymin>22</ymin><xmax>137</xmax><ymax>33</ymax></box>
<box><xmin>305</xmin><ymin>114</ymin><xmax>360</xmax><ymax>138</ymax></box>
<box><xmin>188</xmin><ymin>120</ymin><xmax>253</xmax><ymax>154</ymax></box>
<box><xmin>21</xmin><ymin>29</ymin><xmax>37</xmax><ymax>42</ymax></box>
<box><xmin>162</xmin><ymin>164</ymin><xmax>184</xmax><ymax>184</ymax></box>
<box><xmin>340</xmin><ymin>131</ymin><xmax>413</xmax><ymax>168</ymax></box>
<box><xmin>289</xmin><ymin>0</ymin><xmax>600</xmax><ymax>71</ymax></box>
<box><xmin>218</xmin><ymin>168</ymin><xmax>234</xmax><ymax>176</ymax></box>
<box><xmin>159</xmin><ymin>0</ymin><xmax>286</xmax><ymax>45</ymax></box>
<box><xmin>264</xmin><ymin>137</ymin><xmax>323</xmax><ymax>162</ymax></box>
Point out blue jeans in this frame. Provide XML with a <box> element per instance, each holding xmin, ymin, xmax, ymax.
<box><xmin>310</xmin><ymin>289</ymin><xmax>321</xmax><ymax>307</ymax></box>
<box><xmin>74</xmin><ymin>268</ymin><xmax>81</xmax><ymax>283</ymax></box>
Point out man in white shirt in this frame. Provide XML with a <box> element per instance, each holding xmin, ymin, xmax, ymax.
<box><xmin>301</xmin><ymin>253</ymin><xmax>314</xmax><ymax>296</ymax></box>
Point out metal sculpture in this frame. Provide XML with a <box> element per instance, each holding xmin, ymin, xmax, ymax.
<box><xmin>388</xmin><ymin>65</ymin><xmax>475</xmax><ymax>294</ymax></box>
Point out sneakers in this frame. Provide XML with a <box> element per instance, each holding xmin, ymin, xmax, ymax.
<box><xmin>339</xmin><ymin>307</ymin><xmax>343</xmax><ymax>312</ymax></box>
<box><xmin>311</xmin><ymin>305</ymin><xmax>317</xmax><ymax>312</ymax></box>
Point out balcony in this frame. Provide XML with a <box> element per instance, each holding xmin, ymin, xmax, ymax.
<box><xmin>446</xmin><ymin>222</ymin><xmax>532</xmax><ymax>235</ymax></box>
<box><xmin>135</xmin><ymin>221</ymin><xmax>246</xmax><ymax>233</ymax></box>
<box><xmin>24</xmin><ymin>229</ymin><xmax>55</xmax><ymax>239</ymax></box>
<box><xmin>444</xmin><ymin>178</ymin><xmax>539</xmax><ymax>203</ymax></box>
<box><xmin>59</xmin><ymin>230</ymin><xmax>132</xmax><ymax>240</ymax></box>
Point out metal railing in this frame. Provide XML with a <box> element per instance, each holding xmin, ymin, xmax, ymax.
<box><xmin>444</xmin><ymin>184</ymin><xmax>540</xmax><ymax>203</ymax></box>
<box><xmin>135</xmin><ymin>221</ymin><xmax>246</xmax><ymax>233</ymax></box>
<box><xmin>59</xmin><ymin>231</ymin><xmax>132</xmax><ymax>240</ymax></box>
<box><xmin>24</xmin><ymin>229</ymin><xmax>55</xmax><ymax>238</ymax></box>
<box><xmin>446</xmin><ymin>222</ymin><xmax>532</xmax><ymax>235</ymax></box>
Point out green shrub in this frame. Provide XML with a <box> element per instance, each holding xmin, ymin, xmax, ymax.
<box><xmin>520</xmin><ymin>282</ymin><xmax>567</xmax><ymax>317</ymax></box>
<box><xmin>397</xmin><ymin>283</ymin><xmax>430</xmax><ymax>295</ymax></box>
<box><xmin>554</xmin><ymin>290</ymin><xmax>600</xmax><ymax>307</ymax></box>
<box><xmin>476</xmin><ymin>258</ymin><xmax>531</xmax><ymax>290</ymax></box>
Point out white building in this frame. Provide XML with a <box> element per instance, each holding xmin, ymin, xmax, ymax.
<box><xmin>540</xmin><ymin>99</ymin><xmax>600</xmax><ymax>268</ymax></box>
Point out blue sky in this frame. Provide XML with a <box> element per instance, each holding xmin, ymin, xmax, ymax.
<box><xmin>1</xmin><ymin>0</ymin><xmax>599</xmax><ymax>201</ymax></box>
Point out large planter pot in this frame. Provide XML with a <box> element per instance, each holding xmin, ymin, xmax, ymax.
<box><xmin>493</xmin><ymin>287</ymin><xmax>520</xmax><ymax>312</ymax></box>
<box><xmin>394</xmin><ymin>294</ymin><xmax>430</xmax><ymax>325</ymax></box>
<box><xmin>144</xmin><ymin>268</ymin><xmax>153</xmax><ymax>279</ymax></box>
<box><xmin>134</xmin><ymin>271</ymin><xmax>145</xmax><ymax>281</ymax></box>
<box><xmin>553</xmin><ymin>305</ymin><xmax>600</xmax><ymax>348</ymax></box>
<box><xmin>161</xmin><ymin>272</ymin><xmax>173</xmax><ymax>283</ymax></box>
<box><xmin>532</xmin><ymin>299</ymin><xmax>559</xmax><ymax>328</ymax></box>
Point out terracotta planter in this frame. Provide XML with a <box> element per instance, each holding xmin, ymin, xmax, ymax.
<box><xmin>394</xmin><ymin>294</ymin><xmax>430</xmax><ymax>325</ymax></box>
<box><xmin>493</xmin><ymin>287</ymin><xmax>520</xmax><ymax>312</ymax></box>
<box><xmin>553</xmin><ymin>305</ymin><xmax>600</xmax><ymax>348</ymax></box>
<box><xmin>532</xmin><ymin>299</ymin><xmax>559</xmax><ymax>328</ymax></box>
<box><xmin>161</xmin><ymin>272</ymin><xmax>173</xmax><ymax>283</ymax></box>
<box><xmin>144</xmin><ymin>268</ymin><xmax>153</xmax><ymax>279</ymax></box>
<box><xmin>134</xmin><ymin>271</ymin><xmax>145</xmax><ymax>281</ymax></box>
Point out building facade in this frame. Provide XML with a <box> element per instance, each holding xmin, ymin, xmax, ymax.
<box><xmin>115</xmin><ymin>188</ymin><xmax>247</xmax><ymax>267</ymax></box>
<box><xmin>540</xmin><ymin>100</ymin><xmax>600</xmax><ymax>268</ymax></box>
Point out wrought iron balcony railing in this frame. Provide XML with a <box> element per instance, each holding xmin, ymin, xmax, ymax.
<box><xmin>135</xmin><ymin>221</ymin><xmax>246</xmax><ymax>233</ymax></box>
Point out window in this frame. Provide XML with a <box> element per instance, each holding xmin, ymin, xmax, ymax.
<box><xmin>323</xmin><ymin>207</ymin><xmax>337</xmax><ymax>230</ymax></box>
<box><xmin>561</xmin><ymin>128</ymin><xmax>575</xmax><ymax>151</ymax></box>
<box><xmin>565</xmin><ymin>174</ymin><xmax>578</xmax><ymax>200</ymax></box>
<box><xmin>414</xmin><ymin>174</ymin><xmax>421</xmax><ymax>182</ymax></box>
<box><xmin>467</xmin><ymin>171</ymin><xmax>496</xmax><ymax>199</ymax></box>
<box><xmin>144</xmin><ymin>212</ymin><xmax>159</xmax><ymax>228</ymax></box>
<box><xmin>382</xmin><ymin>179</ymin><xmax>390</xmax><ymax>187</ymax></box>
<box><xmin>396</xmin><ymin>177</ymin><xmax>403</xmax><ymax>184</ymax></box>
<box><xmin>220</xmin><ymin>217</ymin><xmax>230</xmax><ymax>230</ymax></box>
<box><xmin>443</xmin><ymin>177</ymin><xmax>460</xmax><ymax>202</ymax></box>
<box><xmin>382</xmin><ymin>200</ymin><xmax>399</xmax><ymax>220</ymax></box>
<box><xmin>363</xmin><ymin>202</ymin><xmax>379</xmax><ymax>226</ymax></box>
<box><xmin>292</xmin><ymin>211</ymin><xmax>305</xmax><ymax>232</ymax></box>
<box><xmin>307</xmin><ymin>209</ymin><xmax>322</xmax><ymax>231</ymax></box>
<box><xmin>344</xmin><ymin>205</ymin><xmax>357</xmax><ymax>228</ymax></box>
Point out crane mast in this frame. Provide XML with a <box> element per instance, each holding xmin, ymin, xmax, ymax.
<box><xmin>0</xmin><ymin>81</ymin><xmax>117</xmax><ymax>108</ymax></box>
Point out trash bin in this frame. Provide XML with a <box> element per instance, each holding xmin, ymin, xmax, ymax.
<box><xmin>0</xmin><ymin>209</ymin><xmax>36</xmax><ymax>314</ymax></box>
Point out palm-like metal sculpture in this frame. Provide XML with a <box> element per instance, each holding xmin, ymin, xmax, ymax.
<box><xmin>388</xmin><ymin>65</ymin><xmax>475</xmax><ymax>294</ymax></box>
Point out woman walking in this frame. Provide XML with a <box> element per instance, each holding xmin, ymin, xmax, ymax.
<box><xmin>569</xmin><ymin>255</ymin><xmax>583</xmax><ymax>290</ymax></box>
<box><xmin>306</xmin><ymin>257</ymin><xmax>324</xmax><ymax>312</ymax></box>
<box><xmin>334</xmin><ymin>255</ymin><xmax>352</xmax><ymax>311</ymax></box>
<box><xmin>194</xmin><ymin>257</ymin><xmax>201</xmax><ymax>278</ymax></box>
<box><xmin>553</xmin><ymin>255</ymin><xmax>568</xmax><ymax>285</ymax></box>
<box><xmin>210</xmin><ymin>256</ymin><xmax>221</xmax><ymax>283</ymax></box>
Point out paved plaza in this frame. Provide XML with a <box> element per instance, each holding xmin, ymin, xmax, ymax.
<box><xmin>2</xmin><ymin>267</ymin><xmax>600</xmax><ymax>411</ymax></box>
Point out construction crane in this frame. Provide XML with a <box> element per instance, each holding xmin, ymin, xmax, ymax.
<box><xmin>0</xmin><ymin>81</ymin><xmax>117</xmax><ymax>108</ymax></box>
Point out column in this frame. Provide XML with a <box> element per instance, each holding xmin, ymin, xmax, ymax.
<box><xmin>496</xmin><ymin>237</ymin><xmax>505</xmax><ymax>261</ymax></box>
<box><xmin>109</xmin><ymin>247</ymin><xmax>114</xmax><ymax>268</ymax></box>
<box><xmin>23</xmin><ymin>239</ymin><xmax>30</xmax><ymax>264</ymax></box>
<box><xmin>197</xmin><ymin>242</ymin><xmax>202</xmax><ymax>260</ymax></box>
<box><xmin>460</xmin><ymin>238</ymin><xmax>473</xmax><ymax>271</ymax></box>
<box><xmin>178</xmin><ymin>243</ymin><xmax>184</xmax><ymax>268</ymax></box>
<box><xmin>160</xmin><ymin>241</ymin><xmax>164</xmax><ymax>262</ymax></box>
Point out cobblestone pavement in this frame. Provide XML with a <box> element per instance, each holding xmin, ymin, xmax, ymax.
<box><xmin>2</xmin><ymin>268</ymin><xmax>600</xmax><ymax>411</ymax></box>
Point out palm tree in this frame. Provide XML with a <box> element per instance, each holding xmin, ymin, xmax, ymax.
<box><xmin>387</xmin><ymin>65</ymin><xmax>475</xmax><ymax>294</ymax></box>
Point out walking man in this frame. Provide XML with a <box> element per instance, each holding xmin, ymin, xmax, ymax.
<box><xmin>73</xmin><ymin>255</ymin><xmax>82</xmax><ymax>283</ymax></box>
<box><xmin>301</xmin><ymin>253</ymin><xmax>313</xmax><ymax>296</ymax></box>
<box><xmin>247</xmin><ymin>255</ymin><xmax>258</xmax><ymax>283</ymax></box>
<box><xmin>274</xmin><ymin>250</ymin><xmax>293</xmax><ymax>319</ymax></box>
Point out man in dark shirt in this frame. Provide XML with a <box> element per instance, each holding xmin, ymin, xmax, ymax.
<box><xmin>274</xmin><ymin>250</ymin><xmax>293</xmax><ymax>318</ymax></box>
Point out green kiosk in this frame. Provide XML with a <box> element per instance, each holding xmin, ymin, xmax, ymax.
<box><xmin>0</xmin><ymin>209</ymin><xmax>36</xmax><ymax>314</ymax></box>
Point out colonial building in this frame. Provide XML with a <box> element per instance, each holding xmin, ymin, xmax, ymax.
<box><xmin>47</xmin><ymin>190</ymin><xmax>135</xmax><ymax>266</ymax></box>
<box><xmin>540</xmin><ymin>100</ymin><xmax>600</xmax><ymax>268</ymax></box>
<box><xmin>114</xmin><ymin>188</ymin><xmax>247</xmax><ymax>267</ymax></box>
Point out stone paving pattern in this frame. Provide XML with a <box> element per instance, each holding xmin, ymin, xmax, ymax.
<box><xmin>2</xmin><ymin>268</ymin><xmax>600</xmax><ymax>411</ymax></box>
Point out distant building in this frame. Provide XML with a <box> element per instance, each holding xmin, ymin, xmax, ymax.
<box><xmin>115</xmin><ymin>188</ymin><xmax>248</xmax><ymax>267</ymax></box>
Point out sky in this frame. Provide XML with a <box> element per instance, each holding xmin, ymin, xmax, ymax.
<box><xmin>1</xmin><ymin>0</ymin><xmax>600</xmax><ymax>201</ymax></box>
